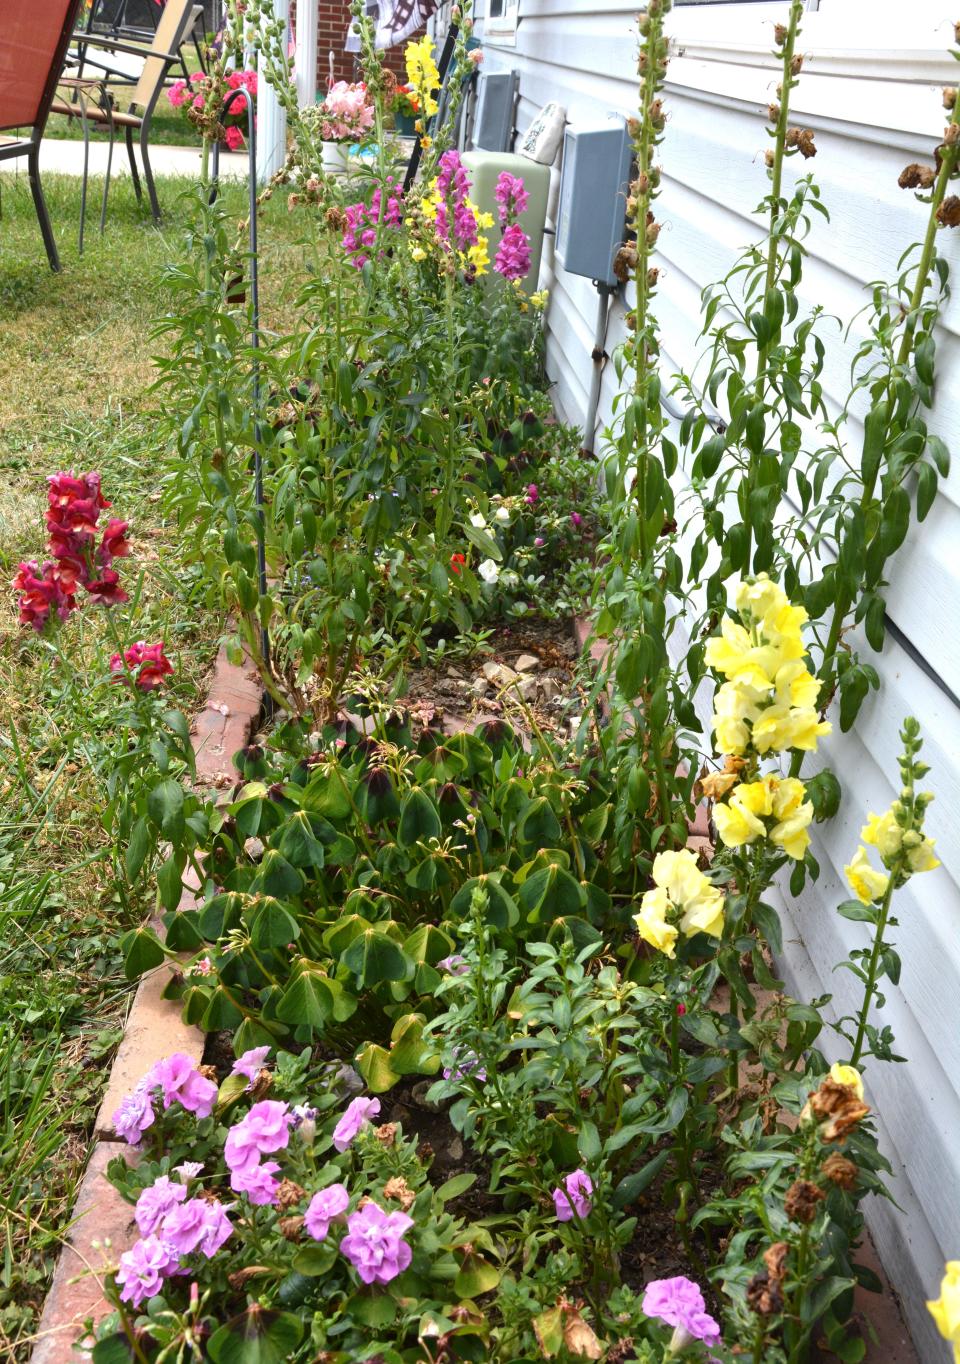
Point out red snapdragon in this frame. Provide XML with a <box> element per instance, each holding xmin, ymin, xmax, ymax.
<box><xmin>110</xmin><ymin>640</ymin><xmax>174</xmax><ymax>691</ymax></box>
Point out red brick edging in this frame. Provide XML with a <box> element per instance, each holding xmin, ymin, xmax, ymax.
<box><xmin>30</xmin><ymin>647</ymin><xmax>263</xmax><ymax>1363</ymax></box>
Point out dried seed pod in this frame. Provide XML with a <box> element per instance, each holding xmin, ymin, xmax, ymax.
<box><xmin>765</xmin><ymin>148</ymin><xmax>775</xmax><ymax>168</ymax></box>
<box><xmin>646</xmin><ymin>217</ymin><xmax>661</xmax><ymax>246</ymax></box>
<box><xmin>944</xmin><ymin>87</ymin><xmax>957</xmax><ymax>110</ymax></box>
<box><xmin>945</xmin><ymin>122</ymin><xmax>960</xmax><ymax>145</ymax></box>
<box><xmin>937</xmin><ymin>195</ymin><xmax>960</xmax><ymax>226</ymax></box>
<box><xmin>784</xmin><ymin>1179</ymin><xmax>825</xmax><ymax>1224</ymax></box>
<box><xmin>774</xmin><ymin>22</ymin><xmax>787</xmax><ymax>44</ymax></box>
<box><xmin>785</xmin><ymin>127</ymin><xmax>801</xmax><ymax>149</ymax></box>
<box><xmin>648</xmin><ymin>97</ymin><xmax>666</xmax><ymax>129</ymax></box>
<box><xmin>791</xmin><ymin>53</ymin><xmax>804</xmax><ymax>75</ymax></box>
<box><xmin>797</xmin><ymin>129</ymin><xmax>817</xmax><ymax>158</ymax></box>
<box><xmin>898</xmin><ymin>163</ymin><xmax>937</xmax><ymax>190</ymax></box>
<box><xmin>627</xmin><ymin>116</ymin><xmax>642</xmax><ymax>139</ymax></box>
<box><xmin>613</xmin><ymin>244</ymin><xmax>637</xmax><ymax>283</ymax></box>
<box><xmin>625</xmin><ymin>312</ymin><xmax>638</xmax><ymax>332</ymax></box>
<box><xmin>768</xmin><ymin>102</ymin><xmax>781</xmax><ymax>124</ymax></box>
<box><xmin>647</xmin><ymin>266</ymin><xmax>660</xmax><ymax>287</ymax></box>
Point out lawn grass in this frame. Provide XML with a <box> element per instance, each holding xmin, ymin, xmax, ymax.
<box><xmin>0</xmin><ymin>170</ymin><xmax>310</xmax><ymax>1359</ymax></box>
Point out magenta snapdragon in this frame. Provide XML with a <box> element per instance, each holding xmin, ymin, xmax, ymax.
<box><xmin>342</xmin><ymin>179</ymin><xmax>403</xmax><ymax>268</ymax></box>
<box><xmin>435</xmin><ymin>151</ymin><xmax>478</xmax><ymax>253</ymax></box>
<box><xmin>494</xmin><ymin>171</ymin><xmax>529</xmax><ymax>228</ymax></box>
<box><xmin>494</xmin><ymin>222</ymin><xmax>532</xmax><ymax>282</ymax></box>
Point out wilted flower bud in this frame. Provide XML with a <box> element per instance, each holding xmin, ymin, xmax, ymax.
<box><xmin>791</xmin><ymin>54</ymin><xmax>804</xmax><ymax>75</ymax></box>
<box><xmin>945</xmin><ymin>87</ymin><xmax>957</xmax><ymax>110</ymax></box>
<box><xmin>937</xmin><ymin>195</ymin><xmax>960</xmax><ymax>226</ymax></box>
<box><xmin>797</xmin><ymin>129</ymin><xmax>816</xmax><ymax>158</ymax></box>
<box><xmin>647</xmin><ymin>266</ymin><xmax>660</xmax><ymax>287</ymax></box>
<box><xmin>765</xmin><ymin>148</ymin><xmax>775</xmax><ymax>168</ymax></box>
<box><xmin>768</xmin><ymin>102</ymin><xmax>781</xmax><ymax>124</ymax></box>
<box><xmin>627</xmin><ymin>116</ymin><xmax>642</xmax><ymax>139</ymax></box>
<box><xmin>784</xmin><ymin>1179</ymin><xmax>825</xmax><ymax>1224</ymax></box>
<box><xmin>821</xmin><ymin>1152</ymin><xmax>858</xmax><ymax>1189</ymax></box>
<box><xmin>898</xmin><ymin>163</ymin><xmax>936</xmax><ymax>190</ymax></box>
<box><xmin>774</xmin><ymin>22</ymin><xmax>787</xmax><ymax>44</ymax></box>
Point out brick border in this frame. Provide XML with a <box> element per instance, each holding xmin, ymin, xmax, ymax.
<box><xmin>31</xmin><ymin>647</ymin><xmax>263</xmax><ymax>1364</ymax></box>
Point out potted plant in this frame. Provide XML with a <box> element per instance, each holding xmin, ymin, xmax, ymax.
<box><xmin>390</xmin><ymin>82</ymin><xmax>420</xmax><ymax>137</ymax></box>
<box><xmin>316</xmin><ymin>79</ymin><xmax>374</xmax><ymax>172</ymax></box>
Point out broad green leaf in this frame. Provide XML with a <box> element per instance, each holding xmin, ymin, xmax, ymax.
<box><xmin>342</xmin><ymin>929</ymin><xmax>411</xmax><ymax>986</ymax></box>
<box><xmin>119</xmin><ymin>925</ymin><xmax>165</xmax><ymax>981</ymax></box>
<box><xmin>208</xmin><ymin>1307</ymin><xmax>303</xmax><ymax>1363</ymax></box>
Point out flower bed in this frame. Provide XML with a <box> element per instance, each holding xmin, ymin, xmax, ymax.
<box><xmin>24</xmin><ymin>1</ymin><xmax>960</xmax><ymax>1361</ymax></box>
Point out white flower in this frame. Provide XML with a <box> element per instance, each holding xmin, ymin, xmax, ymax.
<box><xmin>494</xmin><ymin>506</ymin><xmax>511</xmax><ymax>524</ymax></box>
<box><xmin>469</xmin><ymin>512</ymin><xmax>487</xmax><ymax>528</ymax></box>
<box><xmin>478</xmin><ymin>558</ymin><xmax>500</xmax><ymax>584</ymax></box>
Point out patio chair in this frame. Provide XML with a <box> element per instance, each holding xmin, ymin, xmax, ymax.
<box><xmin>50</xmin><ymin>0</ymin><xmax>201</xmax><ymax>221</ymax></box>
<box><xmin>0</xmin><ymin>0</ymin><xmax>86</xmax><ymax>271</ymax></box>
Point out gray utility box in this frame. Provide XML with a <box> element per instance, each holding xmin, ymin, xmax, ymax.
<box><xmin>555</xmin><ymin>116</ymin><xmax>633</xmax><ymax>288</ymax></box>
<box><xmin>473</xmin><ymin>70</ymin><xmax>520</xmax><ymax>152</ymax></box>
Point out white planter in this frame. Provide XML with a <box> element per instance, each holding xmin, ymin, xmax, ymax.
<box><xmin>322</xmin><ymin>142</ymin><xmax>351</xmax><ymax>174</ymax></box>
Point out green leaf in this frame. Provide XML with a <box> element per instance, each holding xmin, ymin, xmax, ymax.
<box><xmin>436</xmin><ymin>1172</ymin><xmax>477</xmax><ymax>1202</ymax></box>
<box><xmin>277</xmin><ymin>811</ymin><xmax>326</xmax><ymax>868</ymax></box>
<box><xmin>252</xmin><ymin>850</ymin><xmax>305</xmax><ymax>899</ymax></box>
<box><xmin>397</xmin><ymin>787</ymin><xmax>442</xmax><ymax>847</ymax></box>
<box><xmin>249</xmin><ymin>897</ymin><xmax>301</xmax><ymax>950</ymax></box>
<box><xmin>157</xmin><ymin>853</ymin><xmax>184</xmax><ymax>913</ymax></box>
<box><xmin>516</xmin><ymin>796</ymin><xmax>562</xmax><ymax>850</ymax></box>
<box><xmin>119</xmin><ymin>925</ymin><xmax>165</xmax><ymax>981</ymax></box>
<box><xmin>577</xmin><ymin>1121</ymin><xmax>601</xmax><ymax>1163</ymax></box>
<box><xmin>125</xmin><ymin>816</ymin><xmax>153</xmax><ymax>883</ymax></box>
<box><xmin>164</xmin><ymin>911</ymin><xmax>204</xmax><ymax>952</ymax></box>
<box><xmin>147</xmin><ymin>779</ymin><xmax>185</xmax><ymax>837</ymax></box>
<box><xmin>837</xmin><ymin>899</ymin><xmax>877</xmax><ymax>923</ymax></box>
<box><xmin>208</xmin><ymin>1307</ymin><xmax>303</xmax><ymax>1364</ymax></box>
<box><xmin>201</xmin><ymin>987</ymin><xmax>244</xmax><ymax>1030</ymax></box>
<box><xmin>276</xmin><ymin>965</ymin><xmax>353</xmax><ymax>1031</ymax></box>
<box><xmin>752</xmin><ymin>901</ymin><xmax>782</xmax><ymax>954</ymax></box>
<box><xmin>612</xmin><ymin>1149</ymin><xmax>669</xmax><ymax>1209</ymax></box>
<box><xmin>449</xmin><ymin>875</ymin><xmax>519</xmax><ymax>929</ymax></box>
<box><xmin>342</xmin><ymin>929</ymin><xmax>411</xmax><ymax>986</ymax></box>
<box><xmin>455</xmin><ymin>1251</ymin><xmax>501</xmax><ymax>1298</ymax></box>
<box><xmin>92</xmin><ymin>1336</ymin><xmax>135</xmax><ymax>1364</ymax></box>
<box><xmin>916</xmin><ymin>461</ymin><xmax>937</xmax><ymax>521</ymax></box>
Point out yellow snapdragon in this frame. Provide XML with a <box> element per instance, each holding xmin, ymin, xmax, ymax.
<box><xmin>713</xmin><ymin>773</ymin><xmax>813</xmax><ymax>861</ymax></box>
<box><xmin>706</xmin><ymin>574</ymin><xmax>831</xmax><ymax>759</ymax></box>
<box><xmin>844</xmin><ymin>846</ymin><xmax>890</xmax><ymax>906</ymax></box>
<box><xmin>633</xmin><ymin>849</ymin><xmax>724</xmax><ymax>957</ymax></box>
<box><xmin>929</xmin><ymin>1262</ymin><xmax>960</xmax><ymax>1364</ymax></box>
<box><xmin>405</xmin><ymin>36</ymin><xmax>440</xmax><ymax>117</ymax></box>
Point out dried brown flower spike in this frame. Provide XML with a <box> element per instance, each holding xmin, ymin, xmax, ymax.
<box><xmin>937</xmin><ymin>195</ymin><xmax>960</xmax><ymax>226</ymax></box>
<box><xmin>784</xmin><ymin>1178</ymin><xmax>825</xmax><ymax>1224</ymax></box>
<box><xmin>899</xmin><ymin>163</ymin><xmax>937</xmax><ymax>190</ymax></box>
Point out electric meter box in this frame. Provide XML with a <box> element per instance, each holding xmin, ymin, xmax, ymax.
<box><xmin>462</xmin><ymin>150</ymin><xmax>550</xmax><ymax>292</ymax></box>
<box><xmin>473</xmin><ymin>70</ymin><xmax>519</xmax><ymax>153</ymax></box>
<box><xmin>555</xmin><ymin>117</ymin><xmax>633</xmax><ymax>288</ymax></box>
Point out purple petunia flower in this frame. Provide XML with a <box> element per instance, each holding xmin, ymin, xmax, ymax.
<box><xmin>641</xmin><ymin>1275</ymin><xmax>721</xmax><ymax>1349</ymax></box>
<box><xmin>552</xmin><ymin>1169</ymin><xmax>593</xmax><ymax>1222</ymax></box>
<box><xmin>112</xmin><ymin>1085</ymin><xmax>155</xmax><ymax>1146</ymax></box>
<box><xmin>115</xmin><ymin>1235</ymin><xmax>179</xmax><ymax>1307</ymax></box>
<box><xmin>304</xmin><ymin>1183</ymin><xmax>350</xmax><ymax>1241</ymax></box>
<box><xmin>145</xmin><ymin>1054</ymin><xmax>217</xmax><ymax>1118</ymax></box>
<box><xmin>224</xmin><ymin>1100</ymin><xmax>292</xmax><ymax>1174</ymax></box>
<box><xmin>332</xmin><ymin>1096</ymin><xmax>381</xmax><ymax>1152</ymax></box>
<box><xmin>437</xmin><ymin>954</ymin><xmax>469</xmax><ymax>976</ymax></box>
<box><xmin>160</xmin><ymin>1197</ymin><xmax>233</xmax><ymax>1258</ymax></box>
<box><xmin>230</xmin><ymin>1045</ymin><xmax>271</xmax><ymax>1088</ymax></box>
<box><xmin>442</xmin><ymin>1048</ymin><xmax>487</xmax><ymax>1083</ymax></box>
<box><xmin>230</xmin><ymin>1158</ymin><xmax>282</xmax><ymax>1205</ymax></box>
<box><xmin>339</xmin><ymin>1200</ymin><xmax>413</xmax><ymax>1284</ymax></box>
<box><xmin>134</xmin><ymin>1176</ymin><xmax>187</xmax><ymax>1236</ymax></box>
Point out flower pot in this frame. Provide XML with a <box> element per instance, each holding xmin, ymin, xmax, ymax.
<box><xmin>322</xmin><ymin>141</ymin><xmax>351</xmax><ymax>173</ymax></box>
<box><xmin>393</xmin><ymin>111</ymin><xmax>417</xmax><ymax>138</ymax></box>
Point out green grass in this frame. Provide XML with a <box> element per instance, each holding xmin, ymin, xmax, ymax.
<box><xmin>0</xmin><ymin>170</ymin><xmax>309</xmax><ymax>1359</ymax></box>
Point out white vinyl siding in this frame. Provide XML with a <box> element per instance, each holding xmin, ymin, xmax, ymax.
<box><xmin>477</xmin><ymin>1</ymin><xmax>960</xmax><ymax>1356</ymax></box>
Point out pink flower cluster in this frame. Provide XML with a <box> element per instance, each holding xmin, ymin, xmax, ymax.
<box><xmin>435</xmin><ymin>151</ymin><xmax>478</xmax><ymax>253</ymax></box>
<box><xmin>224</xmin><ymin>1099</ymin><xmax>292</xmax><ymax>1204</ymax></box>
<box><xmin>302</xmin><ymin>1182</ymin><xmax>413</xmax><ymax>1285</ymax></box>
<box><xmin>552</xmin><ymin>1168</ymin><xmax>593</xmax><ymax>1221</ymax></box>
<box><xmin>169</xmin><ymin>68</ymin><xmax>256</xmax><ymax>112</ymax></box>
<box><xmin>117</xmin><ymin>1174</ymin><xmax>233</xmax><ymax>1307</ymax></box>
<box><xmin>641</xmin><ymin>1275</ymin><xmax>721</xmax><ymax>1349</ymax></box>
<box><xmin>14</xmin><ymin>472</ymin><xmax>130</xmax><ymax>630</ymax></box>
<box><xmin>109</xmin><ymin>639</ymin><xmax>174</xmax><ymax>692</ymax></box>
<box><xmin>493</xmin><ymin>169</ymin><xmax>532</xmax><ymax>282</ymax></box>
<box><xmin>112</xmin><ymin>1054</ymin><xmax>217</xmax><ymax>1147</ymax></box>
<box><xmin>342</xmin><ymin>179</ymin><xmax>404</xmax><ymax>268</ymax></box>
<box><xmin>319</xmin><ymin>80</ymin><xmax>374</xmax><ymax>142</ymax></box>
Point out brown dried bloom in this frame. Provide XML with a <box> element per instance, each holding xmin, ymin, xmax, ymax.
<box><xmin>784</xmin><ymin>1179</ymin><xmax>825</xmax><ymax>1225</ymax></box>
<box><xmin>946</xmin><ymin>122</ymin><xmax>960</xmax><ymax>146</ymax></box>
<box><xmin>627</xmin><ymin>116</ymin><xmax>642</xmax><ymax>139</ymax></box>
<box><xmin>613</xmin><ymin>243</ymin><xmax>637</xmax><ymax>284</ymax></box>
<box><xmin>774</xmin><ymin>23</ymin><xmax>787</xmax><ymax>45</ymax></box>
<box><xmin>808</xmin><ymin>1077</ymin><xmax>870</xmax><ymax>1141</ymax></box>
<box><xmin>746</xmin><ymin>1271</ymin><xmax>782</xmax><ymax>1316</ymax></box>
<box><xmin>899</xmin><ymin>163</ymin><xmax>937</xmax><ymax>190</ymax></box>
<box><xmin>765</xmin><ymin>149</ymin><xmax>775</xmax><ymax>169</ymax></box>
<box><xmin>646</xmin><ymin>218</ymin><xmax>661</xmax><ymax>247</ymax></box>
<box><xmin>945</xmin><ymin>87</ymin><xmax>957</xmax><ymax>110</ymax></box>
<box><xmin>198</xmin><ymin>1064</ymin><xmax>218</xmax><ymax>1082</ymax></box>
<box><xmin>765</xmin><ymin>1241</ymin><xmax>789</xmax><ymax>1287</ymax></box>
<box><xmin>939</xmin><ymin>196</ymin><xmax>960</xmax><ymax>227</ymax></box>
<box><xmin>821</xmin><ymin>1152</ymin><xmax>858</xmax><ymax>1189</ymax></box>
<box><xmin>701</xmin><ymin>769</ymin><xmax>740</xmax><ymax>801</ymax></box>
<box><xmin>249</xmin><ymin>1068</ymin><xmax>274</xmax><ymax>1100</ymax></box>
<box><xmin>791</xmin><ymin>54</ymin><xmax>804</xmax><ymax>75</ymax></box>
<box><xmin>325</xmin><ymin>205</ymin><xmax>347</xmax><ymax>231</ymax></box>
<box><xmin>375</xmin><ymin>1122</ymin><xmax>399</xmax><ymax>1147</ymax></box>
<box><xmin>228</xmin><ymin>1265</ymin><xmax>272</xmax><ymax>1289</ymax></box>
<box><xmin>647</xmin><ymin>266</ymin><xmax>660</xmax><ymax>287</ymax></box>
<box><xmin>768</xmin><ymin>103</ymin><xmax>781</xmax><ymax>124</ymax></box>
<box><xmin>797</xmin><ymin>129</ymin><xmax>816</xmax><ymax>158</ymax></box>
<box><xmin>648</xmin><ymin>98</ymin><xmax>665</xmax><ymax>129</ymax></box>
<box><xmin>276</xmin><ymin>1179</ymin><xmax>306</xmax><ymax>1212</ymax></box>
<box><xmin>383</xmin><ymin>1175</ymin><xmax>416</xmax><ymax>1211</ymax></box>
<box><xmin>279</xmin><ymin>1215</ymin><xmax>305</xmax><ymax>1241</ymax></box>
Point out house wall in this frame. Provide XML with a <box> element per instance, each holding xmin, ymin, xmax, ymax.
<box><xmin>313</xmin><ymin>0</ymin><xmax>423</xmax><ymax>88</ymax></box>
<box><xmin>476</xmin><ymin>0</ymin><xmax>960</xmax><ymax>1356</ymax></box>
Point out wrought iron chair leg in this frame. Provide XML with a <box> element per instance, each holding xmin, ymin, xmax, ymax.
<box><xmin>125</xmin><ymin>123</ymin><xmax>142</xmax><ymax>202</ymax></box>
<box><xmin>27</xmin><ymin>141</ymin><xmax>61</xmax><ymax>271</ymax></box>
<box><xmin>140</xmin><ymin>123</ymin><xmax>161</xmax><ymax>221</ymax></box>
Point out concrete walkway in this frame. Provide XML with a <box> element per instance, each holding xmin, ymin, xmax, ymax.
<box><xmin>21</xmin><ymin>136</ymin><xmax>249</xmax><ymax>180</ymax></box>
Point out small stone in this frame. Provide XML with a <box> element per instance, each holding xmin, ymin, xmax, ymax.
<box><xmin>514</xmin><ymin>653</ymin><xmax>539</xmax><ymax>672</ymax></box>
<box><xmin>470</xmin><ymin>677</ymin><xmax>489</xmax><ymax>696</ymax></box>
<box><xmin>243</xmin><ymin>836</ymin><xmax>264</xmax><ymax>860</ymax></box>
<box><xmin>540</xmin><ymin>677</ymin><xmax>562</xmax><ymax>702</ymax></box>
<box><xmin>518</xmin><ymin>677</ymin><xmax>538</xmax><ymax>701</ymax></box>
<box><xmin>482</xmin><ymin>661</ymin><xmax>519</xmax><ymax>687</ymax></box>
<box><xmin>446</xmin><ymin>666</ymin><xmax>463</xmax><ymax>680</ymax></box>
<box><xmin>446</xmin><ymin>1135</ymin><xmax>464</xmax><ymax>1162</ymax></box>
<box><xmin>411</xmin><ymin>1080</ymin><xmax>443</xmax><ymax>1111</ymax></box>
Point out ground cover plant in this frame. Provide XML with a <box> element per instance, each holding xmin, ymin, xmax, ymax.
<box><xmin>8</xmin><ymin>2</ymin><xmax>960</xmax><ymax>1362</ymax></box>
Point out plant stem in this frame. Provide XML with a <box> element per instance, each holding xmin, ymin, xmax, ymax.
<box><xmin>850</xmin><ymin>873</ymin><xmax>896</xmax><ymax>1067</ymax></box>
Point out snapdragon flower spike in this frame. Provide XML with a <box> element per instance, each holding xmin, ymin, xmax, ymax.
<box><xmin>494</xmin><ymin>170</ymin><xmax>529</xmax><ymax>228</ymax></box>
<box><xmin>13</xmin><ymin>560</ymin><xmax>75</xmax><ymax>630</ymax></box>
<box><xmin>435</xmin><ymin>150</ymin><xmax>479</xmax><ymax>253</ymax></box>
<box><xmin>109</xmin><ymin>640</ymin><xmax>174</xmax><ymax>691</ymax></box>
<box><xmin>342</xmin><ymin>179</ymin><xmax>403</xmax><ymax>268</ymax></box>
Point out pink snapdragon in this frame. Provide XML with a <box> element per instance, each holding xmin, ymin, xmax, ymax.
<box><xmin>342</xmin><ymin>179</ymin><xmax>403</xmax><ymax>268</ymax></box>
<box><xmin>109</xmin><ymin>640</ymin><xmax>174</xmax><ymax>691</ymax></box>
<box><xmin>332</xmin><ymin>1095</ymin><xmax>381</xmax><ymax>1152</ymax></box>
<box><xmin>340</xmin><ymin>1201</ymin><xmax>413</xmax><ymax>1284</ymax></box>
<box><xmin>525</xmin><ymin>483</ymin><xmax>539</xmax><ymax>504</ymax></box>
<box><xmin>435</xmin><ymin>150</ymin><xmax>478</xmax><ymax>253</ymax></box>
<box><xmin>494</xmin><ymin>222</ymin><xmax>531</xmax><ymax>281</ymax></box>
<box><xmin>641</xmin><ymin>1276</ymin><xmax>721</xmax><ymax>1350</ymax></box>
<box><xmin>494</xmin><ymin>171</ymin><xmax>529</xmax><ymax>228</ymax></box>
<box><xmin>304</xmin><ymin>1182</ymin><xmax>350</xmax><ymax>1240</ymax></box>
<box><xmin>552</xmin><ymin>1168</ymin><xmax>593</xmax><ymax>1221</ymax></box>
